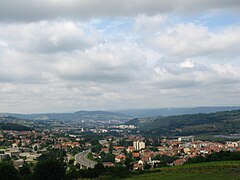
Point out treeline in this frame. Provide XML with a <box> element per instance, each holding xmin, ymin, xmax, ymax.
<box><xmin>0</xmin><ymin>160</ymin><xmax>132</xmax><ymax>180</ymax></box>
<box><xmin>187</xmin><ymin>151</ymin><xmax>240</xmax><ymax>164</ymax></box>
<box><xmin>0</xmin><ymin>148</ymin><xmax>134</xmax><ymax>180</ymax></box>
<box><xmin>0</xmin><ymin>123</ymin><xmax>32</xmax><ymax>131</ymax></box>
<box><xmin>0</xmin><ymin>160</ymin><xmax>65</xmax><ymax>180</ymax></box>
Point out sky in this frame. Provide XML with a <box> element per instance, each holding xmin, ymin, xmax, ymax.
<box><xmin>0</xmin><ymin>0</ymin><xmax>240</xmax><ymax>113</ymax></box>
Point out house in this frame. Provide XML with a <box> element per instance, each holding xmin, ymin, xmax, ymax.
<box><xmin>183</xmin><ymin>147</ymin><xmax>191</xmax><ymax>154</ymax></box>
<box><xmin>133</xmin><ymin>163</ymin><xmax>143</xmax><ymax>170</ymax></box>
<box><xmin>157</xmin><ymin>146</ymin><xmax>165</xmax><ymax>151</ymax></box>
<box><xmin>132</xmin><ymin>160</ymin><xmax>146</xmax><ymax>170</ymax></box>
<box><xmin>32</xmin><ymin>143</ymin><xmax>42</xmax><ymax>150</ymax></box>
<box><xmin>115</xmin><ymin>154</ymin><xmax>126</xmax><ymax>163</ymax></box>
<box><xmin>127</xmin><ymin>146</ymin><xmax>135</xmax><ymax>153</ymax></box>
<box><xmin>113</xmin><ymin>146</ymin><xmax>125</xmax><ymax>151</ymax></box>
<box><xmin>173</xmin><ymin>158</ymin><xmax>186</xmax><ymax>166</ymax></box>
<box><xmin>226</xmin><ymin>141</ymin><xmax>239</xmax><ymax>148</ymax></box>
<box><xmin>101</xmin><ymin>148</ymin><xmax>109</xmax><ymax>153</ymax></box>
<box><xmin>5</xmin><ymin>148</ymin><xmax>20</xmax><ymax>157</ymax></box>
<box><xmin>103</xmin><ymin>162</ymin><xmax>115</xmax><ymax>168</ymax></box>
<box><xmin>61</xmin><ymin>142</ymin><xmax>80</xmax><ymax>149</ymax></box>
<box><xmin>138</xmin><ymin>160</ymin><xmax>144</xmax><ymax>165</ymax></box>
<box><xmin>13</xmin><ymin>159</ymin><xmax>24</xmax><ymax>169</ymax></box>
<box><xmin>99</xmin><ymin>140</ymin><xmax>109</xmax><ymax>147</ymax></box>
<box><xmin>12</xmin><ymin>143</ymin><xmax>18</xmax><ymax>148</ymax></box>
<box><xmin>112</xmin><ymin>149</ymin><xmax>122</xmax><ymax>156</ymax></box>
<box><xmin>132</xmin><ymin>152</ymin><xmax>140</xmax><ymax>158</ymax></box>
<box><xmin>85</xmin><ymin>142</ymin><xmax>92</xmax><ymax>147</ymax></box>
<box><xmin>141</xmin><ymin>156</ymin><xmax>151</xmax><ymax>163</ymax></box>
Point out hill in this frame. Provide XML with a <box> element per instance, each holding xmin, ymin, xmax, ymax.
<box><xmin>0</xmin><ymin>110</ymin><xmax>132</xmax><ymax>122</ymax></box>
<box><xmin>0</xmin><ymin>122</ymin><xmax>32</xmax><ymax>131</ymax></box>
<box><xmin>119</xmin><ymin>106</ymin><xmax>240</xmax><ymax>117</ymax></box>
<box><xmin>126</xmin><ymin>110</ymin><xmax>240</xmax><ymax>137</ymax></box>
<box><xmin>127</xmin><ymin>161</ymin><xmax>240</xmax><ymax>180</ymax></box>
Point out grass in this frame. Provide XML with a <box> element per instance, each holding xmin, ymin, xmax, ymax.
<box><xmin>127</xmin><ymin>161</ymin><xmax>240</xmax><ymax>180</ymax></box>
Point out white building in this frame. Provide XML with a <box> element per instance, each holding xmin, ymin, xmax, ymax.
<box><xmin>178</xmin><ymin>136</ymin><xmax>194</xmax><ymax>142</ymax></box>
<box><xmin>226</xmin><ymin>141</ymin><xmax>239</xmax><ymax>148</ymax></box>
<box><xmin>133</xmin><ymin>141</ymin><xmax>145</xmax><ymax>150</ymax></box>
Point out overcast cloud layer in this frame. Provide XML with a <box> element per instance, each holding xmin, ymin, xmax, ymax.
<box><xmin>0</xmin><ymin>1</ymin><xmax>240</xmax><ymax>113</ymax></box>
<box><xmin>1</xmin><ymin>0</ymin><xmax>240</xmax><ymax>21</ymax></box>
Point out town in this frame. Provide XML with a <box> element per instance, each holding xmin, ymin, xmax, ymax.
<box><xmin>1</xmin><ymin>118</ymin><xmax>240</xmax><ymax>175</ymax></box>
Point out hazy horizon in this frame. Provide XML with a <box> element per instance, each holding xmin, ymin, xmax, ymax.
<box><xmin>0</xmin><ymin>105</ymin><xmax>240</xmax><ymax>115</ymax></box>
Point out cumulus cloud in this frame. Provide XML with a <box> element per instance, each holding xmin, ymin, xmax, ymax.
<box><xmin>150</xmin><ymin>61</ymin><xmax>240</xmax><ymax>89</ymax></box>
<box><xmin>147</xmin><ymin>23</ymin><xmax>240</xmax><ymax>58</ymax></box>
<box><xmin>0</xmin><ymin>21</ymin><xmax>103</xmax><ymax>53</ymax></box>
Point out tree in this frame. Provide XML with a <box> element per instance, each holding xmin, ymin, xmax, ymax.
<box><xmin>149</xmin><ymin>146</ymin><xmax>158</xmax><ymax>152</ymax></box>
<box><xmin>0</xmin><ymin>161</ymin><xmax>20</xmax><ymax>180</ymax></box>
<box><xmin>105</xmin><ymin>166</ymin><xmax>130</xmax><ymax>179</ymax></box>
<box><xmin>91</xmin><ymin>144</ymin><xmax>102</xmax><ymax>153</ymax></box>
<box><xmin>38</xmin><ymin>149</ymin><xmax>66</xmax><ymax>163</ymax></box>
<box><xmin>153</xmin><ymin>154</ymin><xmax>177</xmax><ymax>166</ymax></box>
<box><xmin>33</xmin><ymin>160</ymin><xmax>65</xmax><ymax>180</ymax></box>
<box><xmin>109</xmin><ymin>141</ymin><xmax>113</xmax><ymax>154</ymax></box>
<box><xmin>94</xmin><ymin>163</ymin><xmax>104</xmax><ymax>171</ymax></box>
<box><xmin>68</xmin><ymin>159</ymin><xmax>75</xmax><ymax>165</ymax></box>
<box><xmin>66</xmin><ymin>166</ymin><xmax>79</xmax><ymax>179</ymax></box>
<box><xmin>124</xmin><ymin>156</ymin><xmax>133</xmax><ymax>169</ymax></box>
<box><xmin>187</xmin><ymin>151</ymin><xmax>240</xmax><ymax>164</ymax></box>
<box><xmin>19</xmin><ymin>163</ymin><xmax>32</xmax><ymax>178</ymax></box>
<box><xmin>100</xmin><ymin>152</ymin><xmax>115</xmax><ymax>163</ymax></box>
<box><xmin>144</xmin><ymin>163</ymin><xmax>151</xmax><ymax>170</ymax></box>
<box><xmin>90</xmin><ymin>138</ymin><xmax>99</xmax><ymax>146</ymax></box>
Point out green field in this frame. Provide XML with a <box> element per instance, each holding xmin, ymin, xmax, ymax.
<box><xmin>127</xmin><ymin>161</ymin><xmax>240</xmax><ymax>180</ymax></box>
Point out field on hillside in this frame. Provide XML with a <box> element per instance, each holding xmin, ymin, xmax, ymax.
<box><xmin>127</xmin><ymin>161</ymin><xmax>240</xmax><ymax>180</ymax></box>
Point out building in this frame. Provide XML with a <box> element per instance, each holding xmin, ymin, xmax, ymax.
<box><xmin>99</xmin><ymin>140</ymin><xmax>109</xmax><ymax>147</ymax></box>
<box><xmin>178</xmin><ymin>136</ymin><xmax>194</xmax><ymax>142</ymax></box>
<box><xmin>103</xmin><ymin>162</ymin><xmax>115</xmax><ymax>168</ymax></box>
<box><xmin>226</xmin><ymin>141</ymin><xmax>239</xmax><ymax>148</ymax></box>
<box><xmin>115</xmin><ymin>154</ymin><xmax>126</xmax><ymax>163</ymax></box>
<box><xmin>133</xmin><ymin>141</ymin><xmax>145</xmax><ymax>150</ymax></box>
<box><xmin>127</xmin><ymin>146</ymin><xmax>135</xmax><ymax>153</ymax></box>
<box><xmin>173</xmin><ymin>158</ymin><xmax>186</xmax><ymax>166</ymax></box>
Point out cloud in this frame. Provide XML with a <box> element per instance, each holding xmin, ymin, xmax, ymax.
<box><xmin>133</xmin><ymin>14</ymin><xmax>166</xmax><ymax>34</ymax></box>
<box><xmin>147</xmin><ymin>23</ymin><xmax>240</xmax><ymax>58</ymax></box>
<box><xmin>0</xmin><ymin>3</ymin><xmax>240</xmax><ymax>113</ymax></box>
<box><xmin>148</xmin><ymin>59</ymin><xmax>240</xmax><ymax>90</ymax></box>
<box><xmin>179</xmin><ymin>59</ymin><xmax>195</xmax><ymax>68</ymax></box>
<box><xmin>0</xmin><ymin>0</ymin><xmax>239</xmax><ymax>21</ymax></box>
<box><xmin>0</xmin><ymin>21</ymin><xmax>103</xmax><ymax>53</ymax></box>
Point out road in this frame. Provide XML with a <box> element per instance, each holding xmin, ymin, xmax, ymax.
<box><xmin>75</xmin><ymin>150</ymin><xmax>97</xmax><ymax>169</ymax></box>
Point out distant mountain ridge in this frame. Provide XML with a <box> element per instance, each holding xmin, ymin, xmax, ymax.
<box><xmin>1</xmin><ymin>106</ymin><xmax>240</xmax><ymax>124</ymax></box>
<box><xmin>119</xmin><ymin>106</ymin><xmax>240</xmax><ymax>117</ymax></box>
<box><xmin>0</xmin><ymin>110</ymin><xmax>132</xmax><ymax>122</ymax></box>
